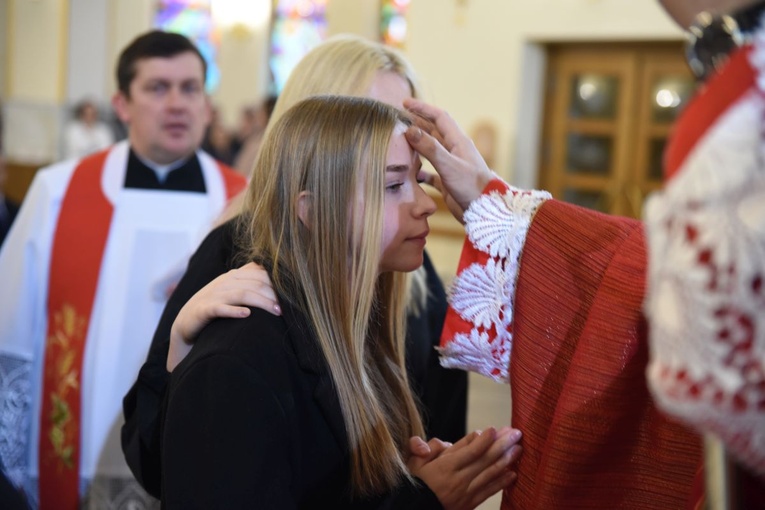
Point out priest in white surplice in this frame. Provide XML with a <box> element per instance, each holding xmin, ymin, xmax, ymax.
<box><xmin>0</xmin><ymin>31</ymin><xmax>246</xmax><ymax>510</ymax></box>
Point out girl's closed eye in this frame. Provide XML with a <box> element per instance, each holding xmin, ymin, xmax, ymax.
<box><xmin>386</xmin><ymin>181</ymin><xmax>405</xmax><ymax>193</ymax></box>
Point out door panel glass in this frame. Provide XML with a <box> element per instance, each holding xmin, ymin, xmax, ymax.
<box><xmin>569</xmin><ymin>74</ymin><xmax>619</xmax><ymax>119</ymax></box>
<box><xmin>566</xmin><ymin>133</ymin><xmax>612</xmax><ymax>175</ymax></box>
<box><xmin>651</xmin><ymin>76</ymin><xmax>696</xmax><ymax>123</ymax></box>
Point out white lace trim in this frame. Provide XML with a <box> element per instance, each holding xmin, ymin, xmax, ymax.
<box><xmin>440</xmin><ymin>184</ymin><xmax>551</xmax><ymax>383</ymax></box>
<box><xmin>83</xmin><ymin>476</ymin><xmax>160</xmax><ymax>510</ymax></box>
<box><xmin>0</xmin><ymin>354</ymin><xmax>32</xmax><ymax>489</ymax></box>
<box><xmin>645</xmin><ymin>33</ymin><xmax>765</xmax><ymax>477</ymax></box>
<box><xmin>0</xmin><ymin>354</ymin><xmax>159</xmax><ymax>509</ymax></box>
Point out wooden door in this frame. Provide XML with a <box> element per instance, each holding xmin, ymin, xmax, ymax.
<box><xmin>539</xmin><ymin>43</ymin><xmax>696</xmax><ymax>218</ymax></box>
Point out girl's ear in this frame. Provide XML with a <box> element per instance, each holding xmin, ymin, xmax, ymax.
<box><xmin>297</xmin><ymin>191</ymin><xmax>312</xmax><ymax>228</ymax></box>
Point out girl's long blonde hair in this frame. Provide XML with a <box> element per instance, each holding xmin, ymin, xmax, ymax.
<box><xmin>241</xmin><ymin>95</ymin><xmax>425</xmax><ymax>497</ymax></box>
<box><xmin>233</xmin><ymin>34</ymin><xmax>429</xmax><ymax>312</ymax></box>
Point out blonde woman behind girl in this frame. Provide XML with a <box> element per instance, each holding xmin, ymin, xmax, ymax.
<box><xmin>160</xmin><ymin>96</ymin><xmax>520</xmax><ymax>509</ymax></box>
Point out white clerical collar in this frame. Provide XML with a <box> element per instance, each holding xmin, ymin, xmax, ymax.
<box><xmin>133</xmin><ymin>152</ymin><xmax>192</xmax><ymax>183</ymax></box>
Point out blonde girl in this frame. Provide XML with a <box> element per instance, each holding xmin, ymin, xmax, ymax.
<box><xmin>160</xmin><ymin>95</ymin><xmax>519</xmax><ymax>508</ymax></box>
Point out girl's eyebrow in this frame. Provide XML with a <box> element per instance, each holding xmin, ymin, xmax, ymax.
<box><xmin>386</xmin><ymin>164</ymin><xmax>409</xmax><ymax>173</ymax></box>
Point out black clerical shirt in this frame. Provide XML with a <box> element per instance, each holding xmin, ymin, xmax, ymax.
<box><xmin>124</xmin><ymin>149</ymin><xmax>206</xmax><ymax>192</ymax></box>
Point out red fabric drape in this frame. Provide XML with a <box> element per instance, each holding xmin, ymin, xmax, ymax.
<box><xmin>504</xmin><ymin>199</ymin><xmax>701</xmax><ymax>509</ymax></box>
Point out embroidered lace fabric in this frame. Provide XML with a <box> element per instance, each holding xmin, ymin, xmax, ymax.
<box><xmin>0</xmin><ymin>354</ymin><xmax>32</xmax><ymax>488</ymax></box>
<box><xmin>83</xmin><ymin>477</ymin><xmax>160</xmax><ymax>510</ymax></box>
<box><xmin>0</xmin><ymin>354</ymin><xmax>160</xmax><ymax>509</ymax></box>
<box><xmin>644</xmin><ymin>32</ymin><xmax>765</xmax><ymax>477</ymax></box>
<box><xmin>439</xmin><ymin>184</ymin><xmax>551</xmax><ymax>383</ymax></box>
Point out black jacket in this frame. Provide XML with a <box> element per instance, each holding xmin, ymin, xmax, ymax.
<box><xmin>122</xmin><ymin>217</ymin><xmax>467</xmax><ymax>498</ymax></box>
<box><xmin>161</xmin><ymin>278</ymin><xmax>442</xmax><ymax>509</ymax></box>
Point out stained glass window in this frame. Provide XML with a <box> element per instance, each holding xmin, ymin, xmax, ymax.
<box><xmin>381</xmin><ymin>0</ymin><xmax>410</xmax><ymax>49</ymax></box>
<box><xmin>154</xmin><ymin>0</ymin><xmax>221</xmax><ymax>93</ymax></box>
<box><xmin>270</xmin><ymin>0</ymin><xmax>328</xmax><ymax>94</ymax></box>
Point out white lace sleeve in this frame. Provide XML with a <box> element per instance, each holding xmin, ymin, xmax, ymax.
<box><xmin>644</xmin><ymin>38</ymin><xmax>765</xmax><ymax>477</ymax></box>
<box><xmin>439</xmin><ymin>183</ymin><xmax>550</xmax><ymax>383</ymax></box>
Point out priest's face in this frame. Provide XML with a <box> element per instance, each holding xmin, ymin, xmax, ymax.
<box><xmin>112</xmin><ymin>52</ymin><xmax>211</xmax><ymax>165</ymax></box>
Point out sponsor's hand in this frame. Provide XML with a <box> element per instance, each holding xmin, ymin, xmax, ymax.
<box><xmin>167</xmin><ymin>262</ymin><xmax>280</xmax><ymax>372</ymax></box>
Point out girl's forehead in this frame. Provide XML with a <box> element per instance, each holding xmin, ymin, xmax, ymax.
<box><xmin>391</xmin><ymin>121</ymin><xmax>408</xmax><ymax>137</ymax></box>
<box><xmin>386</xmin><ymin>123</ymin><xmax>416</xmax><ymax>165</ymax></box>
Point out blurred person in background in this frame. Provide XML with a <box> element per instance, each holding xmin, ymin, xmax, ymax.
<box><xmin>232</xmin><ymin>94</ymin><xmax>278</xmax><ymax>176</ymax></box>
<box><xmin>63</xmin><ymin>98</ymin><xmax>114</xmax><ymax>160</ymax></box>
<box><xmin>201</xmin><ymin>105</ymin><xmax>235</xmax><ymax>165</ymax></box>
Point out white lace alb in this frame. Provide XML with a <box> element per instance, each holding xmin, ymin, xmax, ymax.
<box><xmin>644</xmin><ymin>34</ymin><xmax>765</xmax><ymax>477</ymax></box>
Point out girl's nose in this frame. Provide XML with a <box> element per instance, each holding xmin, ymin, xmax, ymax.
<box><xmin>414</xmin><ymin>184</ymin><xmax>437</xmax><ymax>218</ymax></box>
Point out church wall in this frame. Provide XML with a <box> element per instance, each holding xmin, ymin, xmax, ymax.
<box><xmin>3</xmin><ymin>0</ymin><xmax>68</xmax><ymax>164</ymax></box>
<box><xmin>211</xmin><ymin>26</ymin><xmax>271</xmax><ymax>126</ymax></box>
<box><xmin>5</xmin><ymin>0</ymin><xmax>66</xmax><ymax>104</ymax></box>
<box><xmin>67</xmin><ymin>0</ymin><xmax>109</xmax><ymax>105</ymax></box>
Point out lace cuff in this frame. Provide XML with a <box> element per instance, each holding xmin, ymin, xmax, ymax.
<box><xmin>439</xmin><ymin>179</ymin><xmax>551</xmax><ymax>383</ymax></box>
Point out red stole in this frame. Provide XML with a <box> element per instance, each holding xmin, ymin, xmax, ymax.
<box><xmin>40</xmin><ymin>150</ymin><xmax>112</xmax><ymax>510</ymax></box>
<box><xmin>39</xmin><ymin>150</ymin><xmax>245</xmax><ymax>509</ymax></box>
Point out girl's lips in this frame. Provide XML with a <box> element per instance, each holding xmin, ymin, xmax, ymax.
<box><xmin>407</xmin><ymin>229</ymin><xmax>430</xmax><ymax>240</ymax></box>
